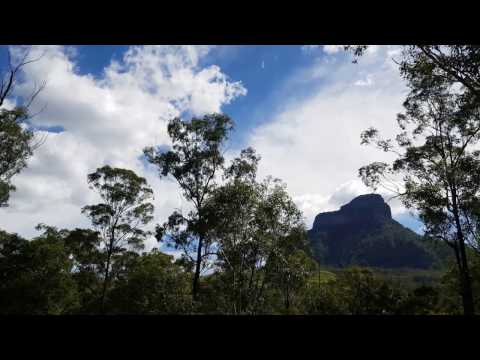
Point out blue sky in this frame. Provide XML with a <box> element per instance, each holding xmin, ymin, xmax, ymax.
<box><xmin>0</xmin><ymin>45</ymin><xmax>424</xmax><ymax>247</ymax></box>
<box><xmin>72</xmin><ymin>45</ymin><xmax>318</xmax><ymax>148</ymax></box>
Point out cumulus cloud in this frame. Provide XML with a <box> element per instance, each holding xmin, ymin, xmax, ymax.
<box><xmin>1</xmin><ymin>45</ymin><xmax>246</xmax><ymax>249</ymax></box>
<box><xmin>246</xmin><ymin>45</ymin><xmax>411</xmax><ymax>228</ymax></box>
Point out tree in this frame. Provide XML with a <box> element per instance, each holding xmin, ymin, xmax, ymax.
<box><xmin>144</xmin><ymin>113</ymin><xmax>233</xmax><ymax>301</ymax></box>
<box><xmin>397</xmin><ymin>285</ymin><xmax>441</xmax><ymax>315</ymax></box>
<box><xmin>63</xmin><ymin>228</ymin><xmax>104</xmax><ymax>313</ymax></box>
<box><xmin>337</xmin><ymin>267</ymin><xmax>405</xmax><ymax>315</ymax></box>
<box><xmin>301</xmin><ymin>270</ymin><xmax>346</xmax><ymax>315</ymax></box>
<box><xmin>265</xmin><ymin>246</ymin><xmax>317</xmax><ymax>313</ymax></box>
<box><xmin>345</xmin><ymin>45</ymin><xmax>480</xmax><ymax>101</ymax></box>
<box><xmin>347</xmin><ymin>45</ymin><xmax>480</xmax><ymax>315</ymax></box>
<box><xmin>203</xmin><ymin>148</ymin><xmax>311</xmax><ymax>313</ymax></box>
<box><xmin>107</xmin><ymin>250</ymin><xmax>192</xmax><ymax>314</ymax></box>
<box><xmin>0</xmin><ymin>226</ymin><xmax>79</xmax><ymax>315</ymax></box>
<box><xmin>359</xmin><ymin>87</ymin><xmax>480</xmax><ymax>315</ymax></box>
<box><xmin>82</xmin><ymin>165</ymin><xmax>154</xmax><ymax>313</ymax></box>
<box><xmin>257</xmin><ymin>179</ymin><xmax>312</xmax><ymax>313</ymax></box>
<box><xmin>0</xmin><ymin>47</ymin><xmax>46</xmax><ymax>207</ymax></box>
<box><xmin>201</xmin><ymin>147</ymin><xmax>262</xmax><ymax>313</ymax></box>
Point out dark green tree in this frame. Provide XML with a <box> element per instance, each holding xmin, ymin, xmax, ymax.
<box><xmin>337</xmin><ymin>267</ymin><xmax>406</xmax><ymax>315</ymax></box>
<box><xmin>144</xmin><ymin>113</ymin><xmax>233</xmax><ymax>300</ymax></box>
<box><xmin>0</xmin><ymin>47</ymin><xmax>45</xmax><ymax>206</ymax></box>
<box><xmin>82</xmin><ymin>165</ymin><xmax>154</xmax><ymax>313</ymax></box>
<box><xmin>265</xmin><ymin>238</ymin><xmax>317</xmax><ymax>313</ymax></box>
<box><xmin>201</xmin><ymin>148</ymin><xmax>262</xmax><ymax>313</ymax></box>
<box><xmin>359</xmin><ymin>88</ymin><xmax>480</xmax><ymax>315</ymax></box>
<box><xmin>0</xmin><ymin>226</ymin><xmax>79</xmax><ymax>314</ymax></box>
<box><xmin>204</xmin><ymin>148</ymin><xmax>311</xmax><ymax>313</ymax></box>
<box><xmin>347</xmin><ymin>45</ymin><xmax>480</xmax><ymax>315</ymax></box>
<box><xmin>63</xmin><ymin>228</ymin><xmax>104</xmax><ymax>312</ymax></box>
<box><xmin>107</xmin><ymin>250</ymin><xmax>192</xmax><ymax>314</ymax></box>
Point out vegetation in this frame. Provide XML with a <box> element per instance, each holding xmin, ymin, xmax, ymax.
<box><xmin>82</xmin><ymin>165</ymin><xmax>155</xmax><ymax>313</ymax></box>
<box><xmin>0</xmin><ymin>47</ymin><xmax>45</xmax><ymax>206</ymax></box>
<box><xmin>144</xmin><ymin>114</ymin><xmax>233</xmax><ymax>300</ymax></box>
<box><xmin>1</xmin><ymin>45</ymin><xmax>480</xmax><ymax>315</ymax></box>
<box><xmin>351</xmin><ymin>45</ymin><xmax>480</xmax><ymax>315</ymax></box>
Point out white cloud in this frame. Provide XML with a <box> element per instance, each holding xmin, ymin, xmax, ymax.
<box><xmin>301</xmin><ymin>45</ymin><xmax>344</xmax><ymax>55</ymax></box>
<box><xmin>2</xmin><ymin>44</ymin><xmax>421</xmax><ymax>244</ymax></box>
<box><xmin>323</xmin><ymin>45</ymin><xmax>344</xmax><ymax>54</ymax></box>
<box><xmin>1</xmin><ymin>45</ymin><xmax>246</xmax><ymax>249</ymax></box>
<box><xmin>246</xmin><ymin>45</ymin><xmax>409</xmax><ymax>228</ymax></box>
<box><xmin>354</xmin><ymin>74</ymin><xmax>374</xmax><ymax>87</ymax></box>
<box><xmin>301</xmin><ymin>45</ymin><xmax>380</xmax><ymax>58</ymax></box>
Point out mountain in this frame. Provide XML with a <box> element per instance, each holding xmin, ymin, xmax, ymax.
<box><xmin>308</xmin><ymin>194</ymin><xmax>448</xmax><ymax>269</ymax></box>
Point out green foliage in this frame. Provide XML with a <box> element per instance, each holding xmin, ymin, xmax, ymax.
<box><xmin>311</xmin><ymin>218</ymin><xmax>446</xmax><ymax>269</ymax></box>
<box><xmin>301</xmin><ymin>267</ymin><xmax>410</xmax><ymax>315</ymax></box>
<box><xmin>0</xmin><ymin>227</ymin><xmax>79</xmax><ymax>315</ymax></box>
<box><xmin>0</xmin><ymin>107</ymin><xmax>34</xmax><ymax>206</ymax></box>
<box><xmin>0</xmin><ymin>48</ymin><xmax>45</xmax><ymax>207</ymax></box>
<box><xmin>145</xmin><ymin>113</ymin><xmax>234</xmax><ymax>299</ymax></box>
<box><xmin>0</xmin><ymin>225</ymin><xmax>468</xmax><ymax>315</ymax></box>
<box><xmin>347</xmin><ymin>46</ymin><xmax>480</xmax><ymax>101</ymax></box>
<box><xmin>203</xmin><ymin>147</ymin><xmax>312</xmax><ymax>314</ymax></box>
<box><xmin>335</xmin><ymin>267</ymin><xmax>405</xmax><ymax>315</ymax></box>
<box><xmin>63</xmin><ymin>228</ymin><xmax>103</xmax><ymax>313</ymax></box>
<box><xmin>397</xmin><ymin>285</ymin><xmax>442</xmax><ymax>315</ymax></box>
<box><xmin>106</xmin><ymin>250</ymin><xmax>192</xmax><ymax>314</ymax></box>
<box><xmin>82</xmin><ymin>165</ymin><xmax>154</xmax><ymax>312</ymax></box>
<box><xmin>356</xmin><ymin>45</ymin><xmax>480</xmax><ymax>315</ymax></box>
<box><xmin>82</xmin><ymin>165</ymin><xmax>154</xmax><ymax>251</ymax></box>
<box><xmin>144</xmin><ymin>114</ymin><xmax>233</xmax><ymax>207</ymax></box>
<box><xmin>0</xmin><ymin>227</ymin><xmax>193</xmax><ymax>315</ymax></box>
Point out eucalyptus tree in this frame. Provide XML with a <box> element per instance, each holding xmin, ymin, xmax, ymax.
<box><xmin>202</xmin><ymin>147</ymin><xmax>262</xmax><ymax>312</ymax></box>
<box><xmin>107</xmin><ymin>250</ymin><xmax>192</xmax><ymax>314</ymax></box>
<box><xmin>346</xmin><ymin>45</ymin><xmax>480</xmax><ymax>100</ymax></box>
<box><xmin>359</xmin><ymin>88</ymin><xmax>480</xmax><ymax>315</ymax></box>
<box><xmin>345</xmin><ymin>45</ymin><xmax>480</xmax><ymax>315</ymax></box>
<box><xmin>0</xmin><ymin>46</ymin><xmax>46</xmax><ymax>206</ymax></box>
<box><xmin>0</xmin><ymin>226</ymin><xmax>79</xmax><ymax>315</ymax></box>
<box><xmin>82</xmin><ymin>165</ymin><xmax>154</xmax><ymax>313</ymax></box>
<box><xmin>144</xmin><ymin>113</ymin><xmax>233</xmax><ymax>300</ymax></box>
<box><xmin>204</xmin><ymin>148</ymin><xmax>311</xmax><ymax>313</ymax></box>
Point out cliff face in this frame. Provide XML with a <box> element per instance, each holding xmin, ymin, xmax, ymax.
<box><xmin>311</xmin><ymin>194</ymin><xmax>391</xmax><ymax>230</ymax></box>
<box><xmin>308</xmin><ymin>194</ymin><xmax>438</xmax><ymax>269</ymax></box>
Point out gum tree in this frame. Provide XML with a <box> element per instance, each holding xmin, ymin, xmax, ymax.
<box><xmin>82</xmin><ymin>165</ymin><xmax>154</xmax><ymax>313</ymax></box>
<box><xmin>144</xmin><ymin>113</ymin><xmax>233</xmax><ymax>300</ymax></box>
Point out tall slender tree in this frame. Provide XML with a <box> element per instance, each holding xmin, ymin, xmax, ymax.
<box><xmin>82</xmin><ymin>165</ymin><xmax>154</xmax><ymax>313</ymax></box>
<box><xmin>359</xmin><ymin>89</ymin><xmax>480</xmax><ymax>315</ymax></box>
<box><xmin>144</xmin><ymin>113</ymin><xmax>233</xmax><ymax>300</ymax></box>
<box><xmin>347</xmin><ymin>44</ymin><xmax>480</xmax><ymax>315</ymax></box>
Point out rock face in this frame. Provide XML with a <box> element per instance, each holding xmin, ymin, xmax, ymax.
<box><xmin>312</xmin><ymin>194</ymin><xmax>391</xmax><ymax>230</ymax></box>
<box><xmin>308</xmin><ymin>194</ymin><xmax>438</xmax><ymax>269</ymax></box>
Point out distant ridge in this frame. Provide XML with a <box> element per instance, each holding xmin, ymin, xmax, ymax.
<box><xmin>308</xmin><ymin>194</ymin><xmax>447</xmax><ymax>269</ymax></box>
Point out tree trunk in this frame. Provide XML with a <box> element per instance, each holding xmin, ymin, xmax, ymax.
<box><xmin>451</xmin><ymin>187</ymin><xmax>475</xmax><ymax>315</ymax></box>
<box><xmin>285</xmin><ymin>285</ymin><xmax>290</xmax><ymax>311</ymax></box>
<box><xmin>100</xmin><ymin>251</ymin><xmax>112</xmax><ymax>315</ymax></box>
<box><xmin>192</xmin><ymin>234</ymin><xmax>204</xmax><ymax>301</ymax></box>
<box><xmin>460</xmin><ymin>265</ymin><xmax>475</xmax><ymax>315</ymax></box>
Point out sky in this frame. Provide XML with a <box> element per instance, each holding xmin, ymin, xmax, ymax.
<box><xmin>0</xmin><ymin>45</ymin><xmax>424</xmax><ymax>252</ymax></box>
